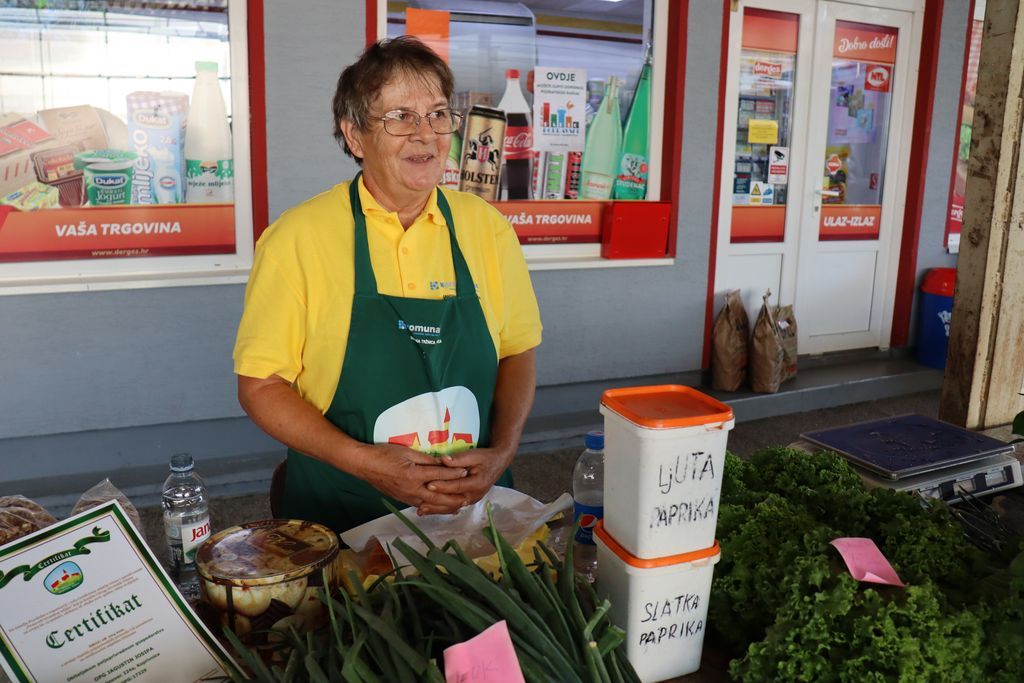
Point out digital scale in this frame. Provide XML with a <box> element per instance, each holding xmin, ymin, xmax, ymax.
<box><xmin>801</xmin><ymin>414</ymin><xmax>1022</xmax><ymax>504</ymax></box>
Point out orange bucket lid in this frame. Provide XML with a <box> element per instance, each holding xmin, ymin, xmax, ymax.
<box><xmin>601</xmin><ymin>385</ymin><xmax>734</xmax><ymax>429</ymax></box>
<box><xmin>594</xmin><ymin>520</ymin><xmax>720</xmax><ymax>568</ymax></box>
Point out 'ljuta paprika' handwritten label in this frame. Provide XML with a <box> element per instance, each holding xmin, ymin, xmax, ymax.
<box><xmin>637</xmin><ymin>592</ymin><xmax>704</xmax><ymax>646</ymax></box>
<box><xmin>649</xmin><ymin>451</ymin><xmax>716</xmax><ymax>529</ymax></box>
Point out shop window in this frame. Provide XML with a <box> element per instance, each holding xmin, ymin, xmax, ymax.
<box><xmin>381</xmin><ymin>0</ymin><xmax>673</xmax><ymax>266</ymax></box>
<box><xmin>0</xmin><ymin>0</ymin><xmax>254</xmax><ymax>292</ymax></box>
<box><xmin>729</xmin><ymin>8</ymin><xmax>797</xmax><ymax>243</ymax></box>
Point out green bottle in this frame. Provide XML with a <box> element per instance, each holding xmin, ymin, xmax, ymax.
<box><xmin>579</xmin><ymin>76</ymin><xmax>622</xmax><ymax>200</ymax></box>
<box><xmin>613</xmin><ymin>55</ymin><xmax>652</xmax><ymax>200</ymax></box>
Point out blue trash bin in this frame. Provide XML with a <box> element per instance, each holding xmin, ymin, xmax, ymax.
<box><xmin>916</xmin><ymin>268</ymin><xmax>956</xmax><ymax>369</ymax></box>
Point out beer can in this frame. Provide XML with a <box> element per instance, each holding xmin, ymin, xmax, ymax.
<box><xmin>542</xmin><ymin>152</ymin><xmax>567</xmax><ymax>199</ymax></box>
<box><xmin>459</xmin><ymin>105</ymin><xmax>506</xmax><ymax>201</ymax></box>
<box><xmin>564</xmin><ymin>151</ymin><xmax>583</xmax><ymax>199</ymax></box>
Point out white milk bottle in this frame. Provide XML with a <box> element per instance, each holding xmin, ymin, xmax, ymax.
<box><xmin>185</xmin><ymin>61</ymin><xmax>234</xmax><ymax>203</ymax></box>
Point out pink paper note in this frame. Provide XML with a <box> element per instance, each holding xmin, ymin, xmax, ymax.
<box><xmin>444</xmin><ymin>620</ymin><xmax>525</xmax><ymax>683</ymax></box>
<box><xmin>830</xmin><ymin>537</ymin><xmax>905</xmax><ymax>587</ymax></box>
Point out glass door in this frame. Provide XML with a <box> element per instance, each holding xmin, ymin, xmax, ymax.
<box><xmin>793</xmin><ymin>3</ymin><xmax>915</xmax><ymax>354</ymax></box>
<box><xmin>714</xmin><ymin>0</ymin><xmax>816</xmax><ymax>322</ymax></box>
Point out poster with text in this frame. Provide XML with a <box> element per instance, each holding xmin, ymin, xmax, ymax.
<box><xmin>532</xmin><ymin>68</ymin><xmax>587</xmax><ymax>153</ymax></box>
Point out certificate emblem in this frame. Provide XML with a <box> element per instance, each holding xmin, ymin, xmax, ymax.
<box><xmin>43</xmin><ymin>561</ymin><xmax>83</xmax><ymax>595</ymax></box>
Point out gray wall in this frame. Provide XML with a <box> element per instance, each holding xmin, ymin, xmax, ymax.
<box><xmin>908</xmin><ymin>0</ymin><xmax>965</xmax><ymax>342</ymax></box>
<box><xmin>530</xmin><ymin>0</ymin><xmax>722</xmax><ymax>388</ymax></box>
<box><xmin>0</xmin><ymin>0</ymin><xmax>968</xmax><ymax>502</ymax></box>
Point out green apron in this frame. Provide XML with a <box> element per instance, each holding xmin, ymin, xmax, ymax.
<box><xmin>281</xmin><ymin>176</ymin><xmax>513</xmax><ymax>533</ymax></box>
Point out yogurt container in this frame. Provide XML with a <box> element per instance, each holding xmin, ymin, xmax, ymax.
<box><xmin>195</xmin><ymin>519</ymin><xmax>340</xmax><ymax>642</ymax></box>
<box><xmin>76</xmin><ymin>150</ymin><xmax>137</xmax><ymax>206</ymax></box>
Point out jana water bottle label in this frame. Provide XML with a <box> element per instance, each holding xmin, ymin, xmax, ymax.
<box><xmin>574</xmin><ymin>502</ymin><xmax>603</xmax><ymax>545</ymax></box>
<box><xmin>180</xmin><ymin>517</ymin><xmax>211</xmax><ymax>564</ymax></box>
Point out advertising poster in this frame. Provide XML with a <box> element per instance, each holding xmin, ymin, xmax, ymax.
<box><xmin>947</xmin><ymin>14</ymin><xmax>984</xmax><ymax>247</ymax></box>
<box><xmin>0</xmin><ymin>4</ymin><xmax>239</xmax><ymax>267</ymax></box>
<box><xmin>0</xmin><ymin>502</ymin><xmax>237</xmax><ymax>683</ymax></box>
<box><xmin>0</xmin><ymin>105</ymin><xmax>236</xmax><ymax>263</ymax></box>
<box><xmin>532</xmin><ymin>67</ymin><xmax>587</xmax><ymax>153</ymax></box>
<box><xmin>817</xmin><ymin>21</ymin><xmax>895</xmax><ymax>242</ymax></box>
<box><xmin>495</xmin><ymin>200</ymin><xmax>601</xmax><ymax>244</ymax></box>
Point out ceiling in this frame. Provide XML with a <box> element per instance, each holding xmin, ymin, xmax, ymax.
<box><xmin>522</xmin><ymin>0</ymin><xmax>647</xmax><ymax>24</ymax></box>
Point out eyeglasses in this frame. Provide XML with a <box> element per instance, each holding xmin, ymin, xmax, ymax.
<box><xmin>374</xmin><ymin>108</ymin><xmax>463</xmax><ymax>136</ymax></box>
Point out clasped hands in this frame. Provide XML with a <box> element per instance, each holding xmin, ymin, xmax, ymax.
<box><xmin>356</xmin><ymin>443</ymin><xmax>513</xmax><ymax>516</ymax></box>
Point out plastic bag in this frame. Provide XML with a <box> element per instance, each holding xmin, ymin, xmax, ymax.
<box><xmin>71</xmin><ymin>478</ymin><xmax>142</xmax><ymax>531</ymax></box>
<box><xmin>341</xmin><ymin>486</ymin><xmax>573</xmax><ymax>559</ymax></box>
<box><xmin>0</xmin><ymin>495</ymin><xmax>57</xmax><ymax>546</ymax></box>
<box><xmin>712</xmin><ymin>289</ymin><xmax>750</xmax><ymax>391</ymax></box>
<box><xmin>775</xmin><ymin>304</ymin><xmax>798</xmax><ymax>382</ymax></box>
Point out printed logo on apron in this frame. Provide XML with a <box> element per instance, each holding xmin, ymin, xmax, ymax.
<box><xmin>372</xmin><ymin>385</ymin><xmax>480</xmax><ymax>456</ymax></box>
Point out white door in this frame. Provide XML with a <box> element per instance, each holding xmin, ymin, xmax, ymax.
<box><xmin>714</xmin><ymin>0</ymin><xmax>923</xmax><ymax>355</ymax></box>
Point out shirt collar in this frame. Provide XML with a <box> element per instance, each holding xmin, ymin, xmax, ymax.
<box><xmin>356</xmin><ymin>176</ymin><xmax>447</xmax><ymax>227</ymax></box>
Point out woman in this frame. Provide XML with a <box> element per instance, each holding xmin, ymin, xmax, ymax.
<box><xmin>233</xmin><ymin>36</ymin><xmax>542</xmax><ymax>533</ymax></box>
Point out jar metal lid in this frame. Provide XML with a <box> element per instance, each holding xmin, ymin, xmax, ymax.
<box><xmin>195</xmin><ymin>519</ymin><xmax>339</xmax><ymax>587</ymax></box>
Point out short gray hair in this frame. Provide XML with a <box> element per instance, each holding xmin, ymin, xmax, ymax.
<box><xmin>332</xmin><ymin>36</ymin><xmax>455</xmax><ymax>162</ymax></box>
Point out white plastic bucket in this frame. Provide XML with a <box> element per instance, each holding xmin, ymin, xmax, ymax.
<box><xmin>600</xmin><ymin>385</ymin><xmax>734</xmax><ymax>558</ymax></box>
<box><xmin>595</xmin><ymin>520</ymin><xmax>720</xmax><ymax>682</ymax></box>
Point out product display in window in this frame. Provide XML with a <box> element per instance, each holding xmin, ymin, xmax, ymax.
<box><xmin>579</xmin><ymin>76</ymin><xmax>623</xmax><ymax>200</ymax></box>
<box><xmin>614</xmin><ymin>50</ymin><xmax>652</xmax><ymax>200</ymax></box>
<box><xmin>2</xmin><ymin>63</ymin><xmax>231</xmax><ymax>212</ymax></box>
<box><xmin>389</xmin><ymin>0</ymin><xmax>655</xmax><ymax>204</ymax></box>
<box><xmin>0</xmin><ymin>2</ymin><xmax>244</xmax><ymax>266</ymax></box>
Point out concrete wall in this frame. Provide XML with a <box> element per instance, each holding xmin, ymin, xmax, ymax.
<box><xmin>0</xmin><ymin>0</ymin><xmax>968</xmax><ymax>504</ymax></box>
<box><xmin>908</xmin><ymin>0</ymin><xmax>966</xmax><ymax>342</ymax></box>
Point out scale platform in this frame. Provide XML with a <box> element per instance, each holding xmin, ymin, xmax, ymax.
<box><xmin>801</xmin><ymin>414</ymin><xmax>1022</xmax><ymax>503</ymax></box>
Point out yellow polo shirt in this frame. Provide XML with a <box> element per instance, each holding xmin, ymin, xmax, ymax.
<box><xmin>233</xmin><ymin>178</ymin><xmax>543</xmax><ymax>413</ymax></box>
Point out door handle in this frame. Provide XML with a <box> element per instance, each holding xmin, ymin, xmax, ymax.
<box><xmin>815</xmin><ymin>189</ymin><xmax>841</xmax><ymax>197</ymax></box>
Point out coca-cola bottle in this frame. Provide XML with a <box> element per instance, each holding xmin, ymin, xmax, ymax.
<box><xmin>497</xmin><ymin>68</ymin><xmax>533</xmax><ymax>200</ymax></box>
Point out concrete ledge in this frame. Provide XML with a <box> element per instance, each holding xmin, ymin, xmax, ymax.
<box><xmin>707</xmin><ymin>358</ymin><xmax>945</xmax><ymax>422</ymax></box>
<box><xmin>1</xmin><ymin>358</ymin><xmax>943</xmax><ymax>515</ymax></box>
<box><xmin>0</xmin><ymin>416</ymin><xmax>286</xmax><ymax>516</ymax></box>
<box><xmin>522</xmin><ymin>357</ymin><xmax>944</xmax><ymax>450</ymax></box>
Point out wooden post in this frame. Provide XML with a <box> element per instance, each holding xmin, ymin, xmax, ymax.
<box><xmin>940</xmin><ymin>0</ymin><xmax>1024</xmax><ymax>429</ymax></box>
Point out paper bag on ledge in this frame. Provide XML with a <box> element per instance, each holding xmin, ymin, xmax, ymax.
<box><xmin>712</xmin><ymin>289</ymin><xmax>750</xmax><ymax>391</ymax></box>
<box><xmin>751</xmin><ymin>289</ymin><xmax>786</xmax><ymax>393</ymax></box>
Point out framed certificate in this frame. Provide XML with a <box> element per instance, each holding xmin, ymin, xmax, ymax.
<box><xmin>0</xmin><ymin>502</ymin><xmax>239</xmax><ymax>683</ymax></box>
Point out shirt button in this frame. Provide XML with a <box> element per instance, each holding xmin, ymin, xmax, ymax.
<box><xmin>407</xmin><ymin>283</ymin><xmax>415</xmax><ymax>290</ymax></box>
<box><xmin>401</xmin><ymin>247</ymin><xmax>409</xmax><ymax>255</ymax></box>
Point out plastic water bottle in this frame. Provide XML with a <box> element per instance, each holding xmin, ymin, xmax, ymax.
<box><xmin>162</xmin><ymin>453</ymin><xmax>211</xmax><ymax>600</ymax></box>
<box><xmin>572</xmin><ymin>430</ymin><xmax>605</xmax><ymax>582</ymax></box>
